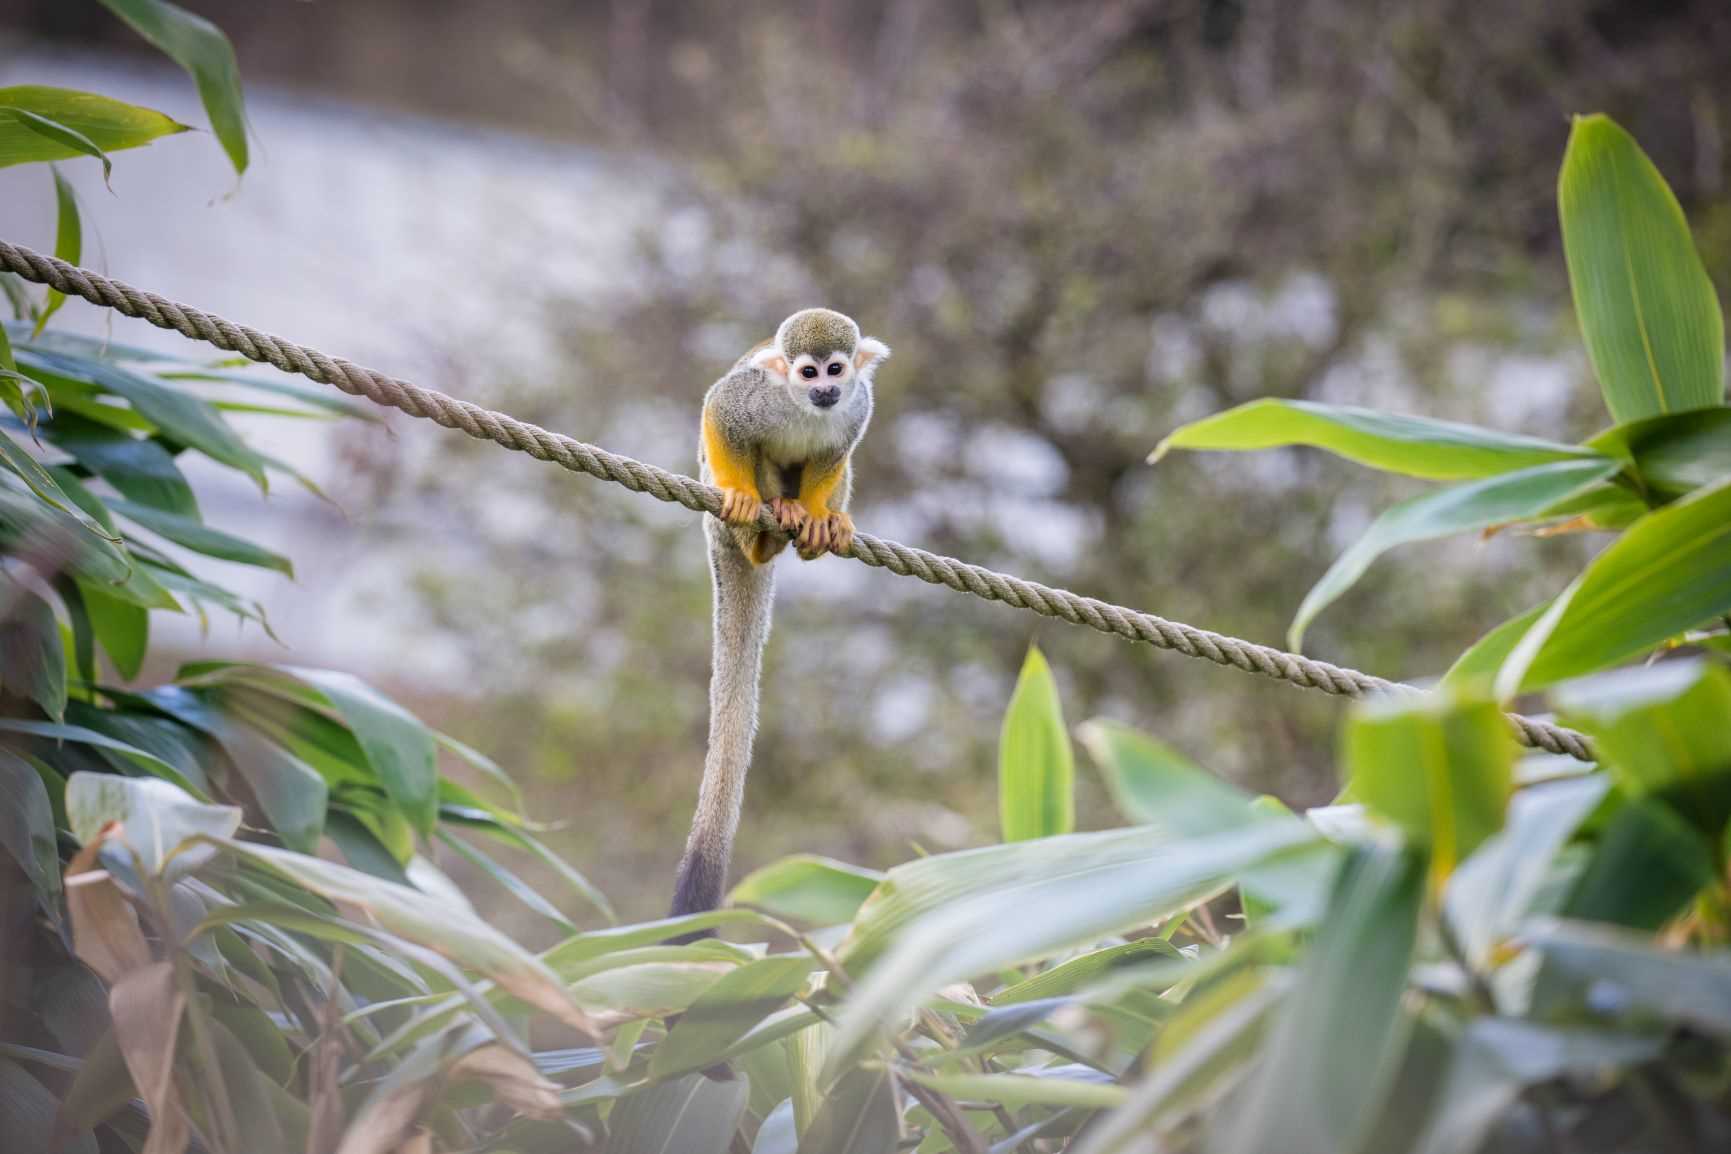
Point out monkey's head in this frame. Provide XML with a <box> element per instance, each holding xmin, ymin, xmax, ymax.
<box><xmin>752</xmin><ymin>308</ymin><xmax>890</xmax><ymax>413</ymax></box>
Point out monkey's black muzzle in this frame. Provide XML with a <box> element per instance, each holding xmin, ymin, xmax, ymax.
<box><xmin>810</xmin><ymin>385</ymin><xmax>842</xmax><ymax>409</ymax></box>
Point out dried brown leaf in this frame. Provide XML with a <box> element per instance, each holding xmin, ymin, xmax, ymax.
<box><xmin>109</xmin><ymin>961</ymin><xmax>190</xmax><ymax>1154</ymax></box>
<box><xmin>450</xmin><ymin>1044</ymin><xmax>562</xmax><ymax>1119</ymax></box>
<box><xmin>66</xmin><ymin>821</ymin><xmax>151</xmax><ymax>984</ymax></box>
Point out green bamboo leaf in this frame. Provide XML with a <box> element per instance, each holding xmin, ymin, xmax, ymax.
<box><xmin>278</xmin><ymin>666</ymin><xmax>438</xmax><ymax>834</ymax></box>
<box><xmin>993</xmin><ymin>937</ymin><xmax>1183</xmax><ymax>1006</ymax></box>
<box><xmin>605</xmin><ymin>1074</ymin><xmax>749</xmax><ymax>1154</ymax></box>
<box><xmin>0</xmin><ymin>716</ymin><xmax>206</xmax><ymax>797</ymax></box>
<box><xmin>0</xmin><ymin>426</ymin><xmax>124</xmax><ymax>547</ymax></box>
<box><xmin>75</xmin><ymin>578</ymin><xmax>149</xmax><ymax>679</ymax></box>
<box><xmin>796</xmin><ymin>1065</ymin><xmax>896</xmax><ymax>1154</ymax></box>
<box><xmin>110</xmin><ymin>498</ymin><xmax>292</xmax><ymax>575</ymax></box>
<box><xmin>830</xmin><ymin>820</ymin><xmax>1316</xmax><ymax>1073</ymax></box>
<box><xmin>0</xmin><ymin>479</ymin><xmax>133</xmax><ymax>591</ymax></box>
<box><xmin>1561</xmin><ymin>797</ymin><xmax>1714</xmax><ymax>930</ymax></box>
<box><xmin>998</xmin><ymin>644</ymin><xmax>1074</xmax><ymax>842</ymax></box>
<box><xmin>1560</xmin><ymin>114</ymin><xmax>1725</xmax><ymax>422</ymax></box>
<box><xmin>1496</xmin><ymin>475</ymin><xmax>1731</xmax><ymax>694</ymax></box>
<box><xmin>157</xmin><ymin>367</ymin><xmax>384</xmax><ymax>421</ymax></box>
<box><xmin>0</xmin><ymin>1057</ymin><xmax>99</xmax><ymax>1154</ymax></box>
<box><xmin>8</xmin><ymin>113</ymin><xmax>111</xmax><ymax>192</ymax></box>
<box><xmin>1528</xmin><ymin>920</ymin><xmax>1731</xmax><ymax>1038</ymax></box>
<box><xmin>40</xmin><ymin>412</ymin><xmax>199</xmax><ymax>516</ymax></box>
<box><xmin>1553</xmin><ymin>660</ymin><xmax>1731</xmax><ymax>834</ymax></box>
<box><xmin>1586</xmin><ymin>406</ymin><xmax>1731</xmax><ymax>502</ymax></box>
<box><xmin>0</xmin><ymin>572</ymin><xmax>65</xmax><ymax>720</ymax></box>
<box><xmin>1290</xmin><ymin>458</ymin><xmax>1623</xmax><ymax>650</ymax></box>
<box><xmin>21</xmin><ymin>347</ymin><xmax>267</xmax><ymax>487</ymax></box>
<box><xmin>1443</xmin><ymin>775</ymin><xmax>1610</xmax><ymax>971</ymax></box>
<box><xmin>728</xmin><ymin>854</ymin><xmax>884</xmax><ymax>925</ymax></box>
<box><xmin>1213</xmin><ymin>843</ymin><xmax>1425</xmax><ymax>1154</ymax></box>
<box><xmin>1152</xmin><ymin>399</ymin><xmax>1595</xmax><ymax>480</ymax></box>
<box><xmin>1344</xmin><ymin>693</ymin><xmax>1513</xmax><ymax>887</ymax></box>
<box><xmin>0</xmin><ymin>749</ymin><xmax>61</xmax><ymax>912</ymax></box>
<box><xmin>1441</xmin><ymin>602</ymin><xmax>1549</xmax><ymax>689</ymax></box>
<box><xmin>1078</xmin><ymin>719</ymin><xmax>1261</xmax><ymax>834</ymax></box>
<box><xmin>209</xmin><ymin>837</ymin><xmax>600</xmax><ymax>1038</ymax></box>
<box><xmin>649</xmin><ymin>955</ymin><xmax>813</xmax><ymax>1079</ymax></box>
<box><xmin>94</xmin><ymin>0</ymin><xmax>249</xmax><ymax>175</ymax></box>
<box><xmin>33</xmin><ymin>166</ymin><xmax>82</xmax><ymax>337</ymax></box>
<box><xmin>0</xmin><ymin>86</ymin><xmax>188</xmax><ymax>167</ymax></box>
<box><xmin>903</xmin><ymin>1069</ymin><xmax>1124</xmax><ymax>1110</ymax></box>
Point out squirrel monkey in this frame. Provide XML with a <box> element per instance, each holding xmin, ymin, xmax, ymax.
<box><xmin>671</xmin><ymin>308</ymin><xmax>890</xmax><ymax>919</ymax></box>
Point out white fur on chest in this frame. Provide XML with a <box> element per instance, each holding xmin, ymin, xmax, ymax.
<box><xmin>761</xmin><ymin>409</ymin><xmax>848</xmax><ymax>465</ymax></box>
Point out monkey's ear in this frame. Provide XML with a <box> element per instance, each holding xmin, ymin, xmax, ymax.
<box><xmin>855</xmin><ymin>337</ymin><xmax>890</xmax><ymax>371</ymax></box>
<box><xmin>749</xmin><ymin>346</ymin><xmax>790</xmax><ymax>377</ymax></box>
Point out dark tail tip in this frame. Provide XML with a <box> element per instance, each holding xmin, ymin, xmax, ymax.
<box><xmin>668</xmin><ymin>846</ymin><xmax>726</xmax><ymax>941</ymax></box>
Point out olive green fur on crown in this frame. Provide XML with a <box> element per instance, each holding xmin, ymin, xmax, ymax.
<box><xmin>776</xmin><ymin>308</ymin><xmax>860</xmax><ymax>359</ymax></box>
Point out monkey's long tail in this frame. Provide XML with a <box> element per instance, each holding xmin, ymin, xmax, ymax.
<box><xmin>671</xmin><ymin>521</ymin><xmax>776</xmax><ymax>921</ymax></box>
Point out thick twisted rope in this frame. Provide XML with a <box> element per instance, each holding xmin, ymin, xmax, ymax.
<box><xmin>0</xmin><ymin>240</ymin><xmax>1594</xmax><ymax>763</ymax></box>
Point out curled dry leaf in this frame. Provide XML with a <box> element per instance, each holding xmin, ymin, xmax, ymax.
<box><xmin>109</xmin><ymin>961</ymin><xmax>190</xmax><ymax>1154</ymax></box>
<box><xmin>65</xmin><ymin>820</ymin><xmax>151</xmax><ymax>984</ymax></box>
<box><xmin>449</xmin><ymin>1044</ymin><xmax>562</xmax><ymax>1119</ymax></box>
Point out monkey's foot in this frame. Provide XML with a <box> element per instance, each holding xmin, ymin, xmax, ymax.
<box><xmin>797</xmin><ymin>511</ymin><xmax>853</xmax><ymax>559</ymax></box>
<box><xmin>717</xmin><ymin>488</ymin><xmax>763</xmax><ymax>526</ymax></box>
<box><xmin>769</xmin><ymin>496</ymin><xmax>809</xmax><ymax>535</ymax></box>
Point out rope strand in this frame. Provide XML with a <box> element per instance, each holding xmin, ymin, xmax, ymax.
<box><xmin>0</xmin><ymin>240</ymin><xmax>1595</xmax><ymax>763</ymax></box>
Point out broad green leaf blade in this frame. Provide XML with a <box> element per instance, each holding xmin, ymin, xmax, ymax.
<box><xmin>1344</xmin><ymin>693</ymin><xmax>1513</xmax><ymax>887</ymax></box>
<box><xmin>605</xmin><ymin>1073</ymin><xmax>749</xmax><ymax>1154</ymax></box>
<box><xmin>903</xmin><ymin>1069</ymin><xmax>1125</xmax><ymax>1110</ymax></box>
<box><xmin>0</xmin><ymin>749</ymin><xmax>60</xmax><ymax>912</ymax></box>
<box><xmin>830</xmin><ymin>820</ymin><xmax>1317</xmax><ymax>1073</ymax></box>
<box><xmin>94</xmin><ymin>0</ymin><xmax>249</xmax><ymax>175</ymax></box>
<box><xmin>998</xmin><ymin>645</ymin><xmax>1074</xmax><ymax>842</ymax></box>
<box><xmin>65</xmin><ymin>771</ymin><xmax>239</xmax><ymax>877</ymax></box>
<box><xmin>1587</xmin><ymin>406</ymin><xmax>1731</xmax><ymax>501</ymax></box>
<box><xmin>1078</xmin><ymin>719</ymin><xmax>1261</xmax><ymax>834</ymax></box>
<box><xmin>1443</xmin><ymin>774</ymin><xmax>1611</xmax><ymax>971</ymax></box>
<box><xmin>0</xmin><ymin>477</ymin><xmax>132</xmax><ymax>590</ymax></box>
<box><xmin>0</xmin><ymin>426</ymin><xmax>123</xmax><ymax>548</ymax></box>
<box><xmin>993</xmin><ymin>938</ymin><xmax>1182</xmax><ymax>1006</ymax></box>
<box><xmin>0</xmin><ymin>717</ymin><xmax>203</xmax><ymax>795</ymax></box>
<box><xmin>1072</xmin><ymin>973</ymin><xmax>1281</xmax><ymax>1154</ymax></box>
<box><xmin>1441</xmin><ymin>602</ymin><xmax>1548</xmax><ymax>689</ymax></box>
<box><xmin>279</xmin><ymin>666</ymin><xmax>438</xmax><ymax>834</ymax></box>
<box><xmin>0</xmin><ymin>573</ymin><xmax>65</xmax><ymax>720</ymax></box>
<box><xmin>21</xmin><ymin>347</ymin><xmax>268</xmax><ymax>487</ymax></box>
<box><xmin>76</xmin><ymin>579</ymin><xmax>148</xmax><ymax>679</ymax></box>
<box><xmin>39</xmin><ymin>411</ymin><xmax>199</xmax><ymax>517</ymax></box>
<box><xmin>1561</xmin><ymin>797</ymin><xmax>1714</xmax><ymax>930</ymax></box>
<box><xmin>109</xmin><ymin>499</ymin><xmax>292</xmax><ymax>575</ymax></box>
<box><xmin>796</xmin><ymin>1066</ymin><xmax>897</xmax><ymax>1154</ymax></box>
<box><xmin>9</xmin><ymin>113</ymin><xmax>111</xmax><ymax>190</ymax></box>
<box><xmin>1497</xmin><ymin>476</ymin><xmax>1731</xmax><ymax>694</ymax></box>
<box><xmin>1212</xmin><ymin>843</ymin><xmax>1424</xmax><ymax>1154</ymax></box>
<box><xmin>210</xmin><ymin>837</ymin><xmax>601</xmax><ymax>1038</ymax></box>
<box><xmin>728</xmin><ymin>855</ymin><xmax>884</xmax><ymax>925</ymax></box>
<box><xmin>649</xmin><ymin>955</ymin><xmax>813</xmax><ymax>1079</ymax></box>
<box><xmin>0</xmin><ymin>86</ymin><xmax>188</xmax><ymax>167</ymax></box>
<box><xmin>34</xmin><ymin>166</ymin><xmax>82</xmax><ymax>335</ymax></box>
<box><xmin>1291</xmin><ymin>458</ymin><xmax>1623</xmax><ymax>650</ymax></box>
<box><xmin>1152</xmin><ymin>399</ymin><xmax>1595</xmax><ymax>480</ymax></box>
<box><xmin>1554</xmin><ymin>660</ymin><xmax>1731</xmax><ymax>833</ymax></box>
<box><xmin>1560</xmin><ymin>114</ymin><xmax>1725</xmax><ymax>422</ymax></box>
<box><xmin>1528</xmin><ymin>920</ymin><xmax>1731</xmax><ymax>1038</ymax></box>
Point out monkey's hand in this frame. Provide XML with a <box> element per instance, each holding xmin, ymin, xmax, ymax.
<box><xmin>796</xmin><ymin>510</ymin><xmax>854</xmax><ymax>559</ymax></box>
<box><xmin>768</xmin><ymin>496</ymin><xmax>809</xmax><ymax>536</ymax></box>
<box><xmin>717</xmin><ymin>487</ymin><xmax>763</xmax><ymax>526</ymax></box>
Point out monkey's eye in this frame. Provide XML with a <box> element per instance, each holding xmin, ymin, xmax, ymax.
<box><xmin>800</xmin><ymin>365</ymin><xmax>819</xmax><ymax>380</ymax></box>
<box><xmin>827</xmin><ymin>361</ymin><xmax>844</xmax><ymax>376</ymax></box>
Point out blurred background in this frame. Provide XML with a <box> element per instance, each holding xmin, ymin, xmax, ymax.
<box><xmin>4</xmin><ymin>0</ymin><xmax>1730</xmax><ymax>926</ymax></box>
